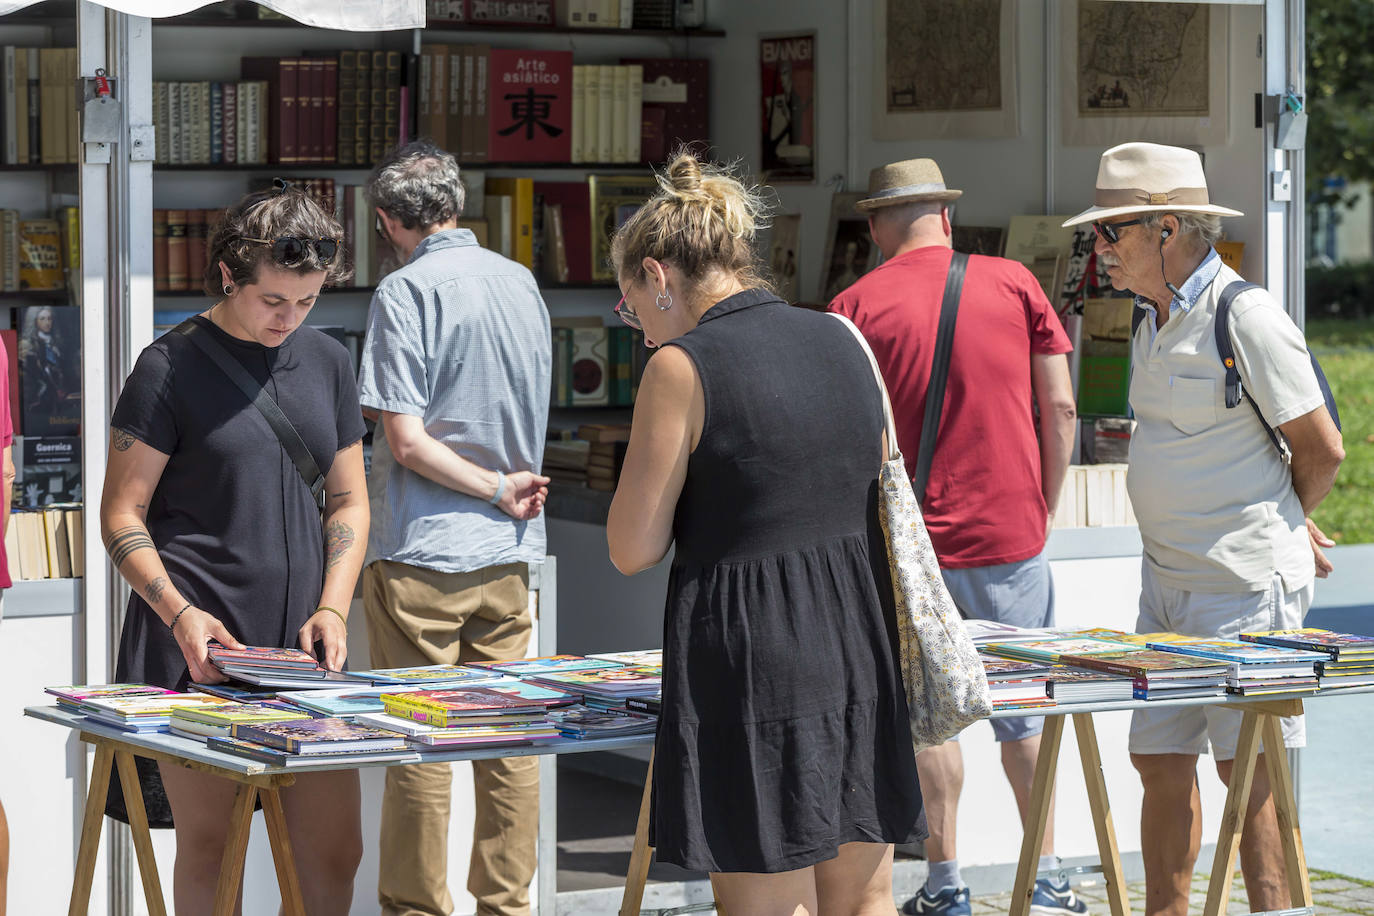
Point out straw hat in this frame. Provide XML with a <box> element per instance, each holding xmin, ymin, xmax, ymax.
<box><xmin>1062</xmin><ymin>141</ymin><xmax>1243</xmax><ymax>227</ymax></box>
<box><xmin>855</xmin><ymin>158</ymin><xmax>962</xmax><ymax>211</ymax></box>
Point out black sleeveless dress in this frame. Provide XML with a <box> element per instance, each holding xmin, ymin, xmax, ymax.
<box><xmin>649</xmin><ymin>288</ymin><xmax>924</xmax><ymax>874</ymax></box>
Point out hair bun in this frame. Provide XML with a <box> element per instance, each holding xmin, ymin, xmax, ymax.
<box><xmin>666</xmin><ymin>153</ymin><xmax>704</xmax><ymax>194</ymax></box>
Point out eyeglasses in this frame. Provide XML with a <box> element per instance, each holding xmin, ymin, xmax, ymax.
<box><xmin>241</xmin><ymin>236</ymin><xmax>340</xmax><ymax>267</ymax></box>
<box><xmin>1091</xmin><ymin>218</ymin><xmax>1143</xmax><ymax>245</ymax></box>
<box><xmin>614</xmin><ymin>295</ymin><xmax>642</xmax><ymax>331</ymax></box>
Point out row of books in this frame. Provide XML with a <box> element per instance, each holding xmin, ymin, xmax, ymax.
<box><xmin>572</xmin><ymin>64</ymin><xmax>644</xmax><ymax>163</ymax></box>
<box><xmin>47</xmin><ymin>648</ymin><xmax>664</xmax><ymax>766</ymax></box>
<box><xmin>969</xmin><ymin>623</ymin><xmax>1374</xmax><ymax>710</ymax></box>
<box><xmin>552</xmin><ymin>323</ymin><xmax>646</xmax><ymax>408</ymax></box>
<box><xmin>152</xmin><ymin>80</ymin><xmax>270</xmax><ymax>166</ymax></box>
<box><xmin>545</xmin><ymin>423</ymin><xmax>631</xmax><ymax>492</ymax></box>
<box><xmin>1052</xmin><ymin>464</ymin><xmax>1136</xmax><ymax>530</ymax></box>
<box><xmin>4</xmin><ymin>506</ymin><xmax>83</xmax><ymax>581</ymax></box>
<box><xmin>0</xmin><ymin>209</ymin><xmax>78</xmax><ymax>292</ymax></box>
<box><xmin>0</xmin><ymin>46</ymin><xmax>80</xmax><ymax>166</ymax></box>
<box><xmin>426</xmin><ymin>0</ymin><xmax>684</xmax><ymax>31</ymax></box>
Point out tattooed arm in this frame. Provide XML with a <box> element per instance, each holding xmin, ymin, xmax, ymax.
<box><xmin>298</xmin><ymin>440</ymin><xmax>369</xmax><ymax>671</ymax></box>
<box><xmin>101</xmin><ymin>426</ymin><xmax>244</xmax><ymax>683</ymax></box>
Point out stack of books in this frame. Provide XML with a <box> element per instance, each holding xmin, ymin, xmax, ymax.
<box><xmin>980</xmin><ymin>655</ymin><xmax>1053</xmax><ymax>711</ymax></box>
<box><xmin>79</xmin><ymin>693</ymin><xmax>237</xmax><ymax>732</ymax></box>
<box><xmin>377</xmin><ymin>686</ymin><xmax>566</xmax><ymax>751</ymax></box>
<box><xmin>352</xmin><ymin>664</ymin><xmax>508</xmax><ymax>688</ymax></box>
<box><xmin>276</xmin><ymin>686</ymin><xmax>425</xmax><ymax>718</ymax></box>
<box><xmin>981</xmin><ymin>636</ymin><xmax>1141</xmax><ymax>666</ymax></box>
<box><xmin>468</xmin><ymin>654</ymin><xmax>621</xmax><ymax>679</ymax></box>
<box><xmin>1058</xmin><ymin>649</ymin><xmax>1228</xmax><ymax>701</ymax></box>
<box><xmin>589</xmin><ymin>649</ymin><xmax>662</xmax><ymax>667</ymax></box>
<box><xmin>1144</xmin><ymin>634</ymin><xmax>1322</xmax><ymax>697</ymax></box>
<box><xmin>963</xmin><ymin>620</ymin><xmax>1054</xmax><ymax>647</ymax></box>
<box><xmin>208</xmin><ymin>717</ymin><xmax>413</xmax><ymax>767</ymax></box>
<box><xmin>1242</xmin><ymin>628</ymin><xmax>1374</xmax><ymax>688</ymax></box>
<box><xmin>46</xmin><ymin>683</ymin><xmax>175</xmax><ymax>712</ymax></box>
<box><xmin>523</xmin><ymin>665</ymin><xmax>661</xmax><ymax>710</ymax></box>
<box><xmin>1044</xmin><ymin>666</ymin><xmax>1135</xmax><ymax>704</ymax></box>
<box><xmin>168</xmin><ymin>702</ymin><xmax>311</xmax><ymax>741</ymax></box>
<box><xmin>548</xmin><ymin>704</ymin><xmax>658</xmax><ymax>738</ymax></box>
<box><xmin>208</xmin><ymin>644</ymin><xmax>372</xmax><ymax>689</ymax></box>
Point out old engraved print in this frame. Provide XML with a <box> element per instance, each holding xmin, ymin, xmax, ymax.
<box><xmin>1077</xmin><ymin>1</ymin><xmax>1209</xmax><ymax>118</ymax></box>
<box><xmin>886</xmin><ymin>0</ymin><xmax>1001</xmax><ymax>113</ymax></box>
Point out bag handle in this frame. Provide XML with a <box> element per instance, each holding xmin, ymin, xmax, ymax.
<box><xmin>912</xmin><ymin>250</ymin><xmax>968</xmax><ymax>505</ymax></box>
<box><xmin>171</xmin><ymin>319</ymin><xmax>327</xmax><ymax>510</ymax></box>
<box><xmin>830</xmin><ymin>312</ymin><xmax>901</xmax><ymax>463</ymax></box>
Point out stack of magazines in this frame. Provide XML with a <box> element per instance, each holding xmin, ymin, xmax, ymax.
<box><xmin>207</xmin><ymin>644</ymin><xmax>372</xmax><ymax>689</ymax></box>
<box><xmin>374</xmin><ymin>685</ymin><xmax>570</xmax><ymax>751</ymax></box>
<box><xmin>208</xmin><ymin>717</ymin><xmax>415</xmax><ymax>767</ymax></box>
<box><xmin>979</xmin><ymin>655</ymin><xmax>1053</xmax><ymax>710</ymax></box>
<box><xmin>547</xmin><ymin>704</ymin><xmax>658</xmax><ymax>738</ymax></box>
<box><xmin>169</xmin><ymin>701</ymin><xmax>311</xmax><ymax>740</ymax></box>
<box><xmin>1242</xmin><ymin>628</ymin><xmax>1374</xmax><ymax>688</ymax></box>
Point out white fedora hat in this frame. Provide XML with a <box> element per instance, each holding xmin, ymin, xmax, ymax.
<box><xmin>856</xmin><ymin>158</ymin><xmax>962</xmax><ymax>211</ymax></box>
<box><xmin>1062</xmin><ymin>141</ymin><xmax>1243</xmax><ymax>227</ymax></box>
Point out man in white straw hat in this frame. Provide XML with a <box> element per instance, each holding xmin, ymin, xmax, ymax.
<box><xmin>831</xmin><ymin>159</ymin><xmax>1082</xmax><ymax>916</ymax></box>
<box><xmin>1064</xmin><ymin>141</ymin><xmax>1344</xmax><ymax>916</ymax></box>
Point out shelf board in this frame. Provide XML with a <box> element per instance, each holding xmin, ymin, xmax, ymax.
<box><xmin>153</xmin><ymin>162</ymin><xmax>653</xmax><ymax>173</ymax></box>
<box><xmin>0</xmin><ymin>163</ymin><xmax>76</xmax><ymax>173</ymax></box>
<box><xmin>0</xmin><ymin>289</ymin><xmax>70</xmax><ymax>303</ymax></box>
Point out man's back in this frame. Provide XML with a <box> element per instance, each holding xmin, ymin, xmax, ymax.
<box><xmin>830</xmin><ymin>245</ymin><xmax>1071</xmax><ymax>568</ymax></box>
<box><xmin>358</xmin><ymin>228</ymin><xmax>552</xmax><ymax>574</ymax></box>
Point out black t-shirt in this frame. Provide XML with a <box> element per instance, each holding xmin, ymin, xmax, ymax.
<box><xmin>112</xmin><ymin>316</ymin><xmax>366</xmax><ymax>689</ymax></box>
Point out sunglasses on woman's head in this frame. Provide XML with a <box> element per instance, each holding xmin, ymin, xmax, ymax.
<box><xmin>615</xmin><ymin>295</ymin><xmax>642</xmax><ymax>331</ymax></box>
<box><xmin>241</xmin><ymin>236</ymin><xmax>340</xmax><ymax>267</ymax></box>
<box><xmin>1091</xmin><ymin>218</ymin><xmax>1143</xmax><ymax>245</ymax></box>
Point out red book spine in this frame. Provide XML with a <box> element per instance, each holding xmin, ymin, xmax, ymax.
<box><xmin>280</xmin><ymin>58</ymin><xmax>300</xmax><ymax>164</ymax></box>
<box><xmin>308</xmin><ymin>58</ymin><xmax>324</xmax><ymax>163</ymax></box>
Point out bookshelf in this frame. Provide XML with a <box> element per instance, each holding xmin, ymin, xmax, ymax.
<box><xmin>152</xmin><ymin>161</ymin><xmax>656</xmax><ymax>172</ymax></box>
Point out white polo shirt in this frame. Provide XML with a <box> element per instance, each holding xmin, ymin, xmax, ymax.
<box><xmin>1126</xmin><ymin>253</ymin><xmax>1324</xmax><ymax>594</ymax></box>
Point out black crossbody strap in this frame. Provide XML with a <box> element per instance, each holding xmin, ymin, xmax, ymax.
<box><xmin>172</xmin><ymin>320</ymin><xmax>326</xmax><ymax>509</ymax></box>
<box><xmin>912</xmin><ymin>250</ymin><xmax>968</xmax><ymax>506</ymax></box>
<box><xmin>1213</xmin><ymin>281</ymin><xmax>1284</xmax><ymax>455</ymax></box>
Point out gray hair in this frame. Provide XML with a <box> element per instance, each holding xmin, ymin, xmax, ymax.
<box><xmin>870</xmin><ymin>200</ymin><xmax>945</xmax><ymax>227</ymax></box>
<box><xmin>366</xmin><ymin>141</ymin><xmax>465</xmax><ymax>230</ymax></box>
<box><xmin>1140</xmin><ymin>210</ymin><xmax>1223</xmax><ymax>248</ymax></box>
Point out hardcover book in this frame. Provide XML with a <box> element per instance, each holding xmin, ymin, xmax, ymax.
<box><xmin>587</xmin><ymin>649</ymin><xmax>662</xmax><ymax>668</ymax></box>
<box><xmin>486</xmin><ymin>49</ymin><xmax>573</xmax><ymax>162</ymax></box>
<box><xmin>17</xmin><ymin>306</ymin><xmax>81</xmax><ymax>437</ymax></box>
<box><xmin>981</xmin><ymin>637</ymin><xmax>1140</xmax><ymax>666</ymax></box>
<box><xmin>470</xmin><ymin>654</ymin><xmax>621</xmax><ymax>676</ymax></box>
<box><xmin>1059</xmin><ymin>650</ymin><xmax>1230</xmax><ymax>682</ymax></box>
<box><xmin>230</xmin><ymin>717</ymin><xmax>409</xmax><ymax>754</ymax></box>
<box><xmin>1240</xmin><ymin>628</ymin><xmax>1374</xmax><ymax>661</ymax></box>
<box><xmin>355</xmin><ymin>664</ymin><xmax>505</xmax><ymax>686</ymax></box>
<box><xmin>529</xmin><ymin>664</ymin><xmax>661</xmax><ymax>696</ymax></box>
<box><xmin>208</xmin><ymin>735</ymin><xmax>417</xmax><ymax>767</ymax></box>
<box><xmin>208</xmin><ymin>644</ymin><xmax>321</xmax><ymax>669</ymax></box>
<box><xmin>171</xmin><ymin>702</ymin><xmax>311</xmax><ymax>726</ymax></box>
<box><xmin>622</xmin><ymin>58</ymin><xmax>709</xmax><ymax>163</ymax></box>
<box><xmin>46</xmin><ymin>684</ymin><xmax>177</xmax><ymax>707</ymax></box>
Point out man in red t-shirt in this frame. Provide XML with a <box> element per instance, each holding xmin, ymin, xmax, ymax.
<box><xmin>829</xmin><ymin>158</ymin><xmax>1079</xmax><ymax>916</ymax></box>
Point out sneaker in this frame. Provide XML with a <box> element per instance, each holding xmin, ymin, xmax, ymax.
<box><xmin>1029</xmin><ymin>877</ymin><xmax>1089</xmax><ymax>915</ymax></box>
<box><xmin>900</xmin><ymin>885</ymin><xmax>972</xmax><ymax>916</ymax></box>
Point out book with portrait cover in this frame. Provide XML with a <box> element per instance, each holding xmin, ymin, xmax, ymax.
<box><xmin>16</xmin><ymin>305</ymin><xmax>80</xmax><ymax>436</ymax></box>
<box><xmin>486</xmin><ymin>48</ymin><xmax>572</xmax><ymax>162</ymax></box>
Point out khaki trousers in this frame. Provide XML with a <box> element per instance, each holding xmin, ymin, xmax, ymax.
<box><xmin>364</xmin><ymin>559</ymin><xmax>539</xmax><ymax>916</ymax></box>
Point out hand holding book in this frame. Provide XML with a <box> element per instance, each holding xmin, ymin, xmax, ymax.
<box><xmin>173</xmin><ymin>606</ymin><xmax>246</xmax><ymax>685</ymax></box>
<box><xmin>299</xmin><ymin>606</ymin><xmax>349</xmax><ymax>672</ymax></box>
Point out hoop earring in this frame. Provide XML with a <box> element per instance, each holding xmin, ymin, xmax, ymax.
<box><xmin>655</xmin><ymin>290</ymin><xmax>673</xmax><ymax>312</ymax></box>
<box><xmin>223</xmin><ymin>284</ymin><xmax>234</xmax><ymax>296</ymax></box>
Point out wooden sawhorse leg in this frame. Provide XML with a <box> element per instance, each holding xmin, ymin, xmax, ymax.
<box><xmin>66</xmin><ymin>733</ymin><xmax>302</xmax><ymax>916</ymax></box>
<box><xmin>1009</xmin><ymin>714</ymin><xmax>1129</xmax><ymax>916</ymax></box>
<box><xmin>1202</xmin><ymin>700</ymin><xmax>1312</xmax><ymax>916</ymax></box>
<box><xmin>619</xmin><ymin>748</ymin><xmax>727</xmax><ymax>916</ymax></box>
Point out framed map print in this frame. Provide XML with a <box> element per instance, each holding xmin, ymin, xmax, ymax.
<box><xmin>872</xmin><ymin>0</ymin><xmax>1019</xmax><ymax>140</ymax></box>
<box><xmin>1060</xmin><ymin>0</ymin><xmax>1229</xmax><ymax>147</ymax></box>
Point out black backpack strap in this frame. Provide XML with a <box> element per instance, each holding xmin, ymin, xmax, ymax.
<box><xmin>171</xmin><ymin>320</ymin><xmax>327</xmax><ymax>509</ymax></box>
<box><xmin>1131</xmin><ymin>304</ymin><xmax>1150</xmax><ymax>338</ymax></box>
<box><xmin>1214</xmin><ymin>280</ymin><xmax>1284</xmax><ymax>455</ymax></box>
<box><xmin>912</xmin><ymin>250</ymin><xmax>968</xmax><ymax>507</ymax></box>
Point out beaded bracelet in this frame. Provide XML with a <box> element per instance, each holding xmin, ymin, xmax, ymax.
<box><xmin>168</xmin><ymin>603</ymin><xmax>192</xmax><ymax>632</ymax></box>
<box><xmin>316</xmin><ymin>605</ymin><xmax>347</xmax><ymax>627</ymax></box>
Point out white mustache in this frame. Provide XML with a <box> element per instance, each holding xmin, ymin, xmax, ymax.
<box><xmin>1099</xmin><ymin>254</ymin><xmax>1122</xmax><ymax>268</ymax></box>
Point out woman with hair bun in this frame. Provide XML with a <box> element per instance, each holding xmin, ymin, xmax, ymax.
<box><xmin>607</xmin><ymin>153</ymin><xmax>923</xmax><ymax>914</ymax></box>
<box><xmin>100</xmin><ymin>182</ymin><xmax>370</xmax><ymax>913</ymax></box>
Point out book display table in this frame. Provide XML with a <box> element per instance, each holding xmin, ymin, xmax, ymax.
<box><xmin>31</xmin><ymin>686</ymin><xmax>1374</xmax><ymax>916</ymax></box>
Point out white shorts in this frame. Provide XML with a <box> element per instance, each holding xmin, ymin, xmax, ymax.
<box><xmin>1127</xmin><ymin>562</ymin><xmax>1313</xmax><ymax>762</ymax></box>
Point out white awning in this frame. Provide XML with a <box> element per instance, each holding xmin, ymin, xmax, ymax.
<box><xmin>0</xmin><ymin>0</ymin><xmax>424</xmax><ymax>31</ymax></box>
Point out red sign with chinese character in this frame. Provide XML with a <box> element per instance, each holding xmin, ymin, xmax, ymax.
<box><xmin>488</xmin><ymin>49</ymin><xmax>573</xmax><ymax>162</ymax></box>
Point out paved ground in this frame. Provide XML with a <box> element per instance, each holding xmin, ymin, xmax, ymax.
<box><xmin>961</xmin><ymin>870</ymin><xmax>1374</xmax><ymax>915</ymax></box>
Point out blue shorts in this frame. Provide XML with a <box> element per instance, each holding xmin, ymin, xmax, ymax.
<box><xmin>942</xmin><ymin>550</ymin><xmax>1054</xmax><ymax>743</ymax></box>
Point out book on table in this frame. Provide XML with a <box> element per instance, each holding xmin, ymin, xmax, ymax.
<box><xmin>218</xmin><ymin>668</ymin><xmax>374</xmax><ymax>689</ymax></box>
<box><xmin>1057</xmin><ymin>649</ymin><xmax>1229</xmax><ymax>683</ymax></box>
<box><xmin>1240</xmin><ymin>628</ymin><xmax>1374</xmax><ymax>662</ymax></box>
<box><xmin>275</xmin><ymin>685</ymin><xmax>426</xmax><ymax>718</ymax></box>
<box><xmin>1043</xmin><ymin>667</ymin><xmax>1135</xmax><ymax>703</ymax></box>
<box><xmin>987</xmin><ymin>679</ymin><xmax>1051</xmax><ymax>707</ymax></box>
<box><xmin>207</xmin><ymin>644</ymin><xmax>321</xmax><ymax>669</ymax></box>
<box><xmin>190</xmin><ymin>682</ymin><xmax>280</xmax><ymax>702</ymax></box>
<box><xmin>79</xmin><ymin>693</ymin><xmax>237</xmax><ymax>731</ymax></box>
<box><xmin>1130</xmin><ymin>682</ymin><xmax>1228</xmax><ymax>701</ymax></box>
<box><xmin>548</xmin><ymin>704</ymin><xmax>658</xmax><ymax>737</ymax></box>
<box><xmin>1143</xmin><ymin>634</ymin><xmax>1324</xmax><ymax>679</ymax></box>
<box><xmin>586</xmin><ymin>648</ymin><xmax>662</xmax><ymax>669</ymax></box>
<box><xmin>350</xmin><ymin>664</ymin><xmax>508</xmax><ymax>686</ymax></box>
<box><xmin>468</xmin><ymin>654</ymin><xmax>622</xmax><ymax>676</ymax></box>
<box><xmin>229</xmin><ymin>717</ymin><xmax>409</xmax><ymax>754</ymax></box>
<box><xmin>381</xmin><ymin>686</ymin><xmax>558</xmax><ymax>729</ymax></box>
<box><xmin>980</xmin><ymin>654</ymin><xmax>1057</xmax><ymax>680</ymax></box>
<box><xmin>964</xmin><ymin>619</ymin><xmax>1056</xmax><ymax>645</ymax></box>
<box><xmin>981</xmin><ymin>637</ymin><xmax>1141</xmax><ymax>666</ymax></box>
<box><xmin>169</xmin><ymin>702</ymin><xmax>312</xmax><ymax>740</ymax></box>
<box><xmin>46</xmin><ymin>684</ymin><xmax>176</xmax><ymax>710</ymax></box>
<box><xmin>624</xmin><ymin>695</ymin><xmax>661</xmax><ymax>716</ymax></box>
<box><xmin>207</xmin><ymin>736</ymin><xmax>418</xmax><ymax>768</ymax></box>
<box><xmin>526</xmin><ymin>664</ymin><xmax>661</xmax><ymax>697</ymax></box>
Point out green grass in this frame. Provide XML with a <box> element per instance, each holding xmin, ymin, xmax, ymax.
<box><xmin>1306</xmin><ymin>318</ymin><xmax>1374</xmax><ymax>544</ymax></box>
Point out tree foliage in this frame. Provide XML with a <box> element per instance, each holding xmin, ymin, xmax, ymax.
<box><xmin>1307</xmin><ymin>0</ymin><xmax>1374</xmax><ymax>208</ymax></box>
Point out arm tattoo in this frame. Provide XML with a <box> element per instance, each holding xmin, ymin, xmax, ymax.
<box><xmin>329</xmin><ymin>490</ymin><xmax>352</xmax><ymax>499</ymax></box>
<box><xmin>112</xmin><ymin>428</ymin><xmax>136</xmax><ymax>451</ymax></box>
<box><xmin>324</xmin><ymin>520</ymin><xmax>355</xmax><ymax>574</ymax></box>
<box><xmin>145</xmin><ymin>576</ymin><xmax>168</xmax><ymax>605</ymax></box>
<box><xmin>105</xmin><ymin>525</ymin><xmax>156</xmax><ymax>569</ymax></box>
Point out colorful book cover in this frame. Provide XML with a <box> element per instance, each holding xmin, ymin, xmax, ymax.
<box><xmin>276</xmin><ymin>686</ymin><xmax>424</xmax><ymax>718</ymax></box>
<box><xmin>208</xmin><ymin>644</ymin><xmax>321</xmax><ymax>668</ymax></box>
<box><xmin>1144</xmin><ymin>635</ymin><xmax>1325</xmax><ymax>666</ymax></box>
<box><xmin>470</xmin><ymin>654</ymin><xmax>620</xmax><ymax>676</ymax></box>
<box><xmin>17</xmin><ymin>219</ymin><xmax>63</xmax><ymax>290</ymax></box>
<box><xmin>172</xmin><ymin>702</ymin><xmax>311</xmax><ymax>726</ymax></box>
<box><xmin>81</xmin><ymin>693</ymin><xmax>236</xmax><ymax>716</ymax></box>
<box><xmin>355</xmin><ymin>664</ymin><xmax>505</xmax><ymax>685</ymax></box>
<box><xmin>486</xmin><ymin>48</ymin><xmax>572</xmax><ymax>162</ymax></box>
<box><xmin>17</xmin><ymin>305</ymin><xmax>81</xmax><ymax>437</ymax></box>
<box><xmin>47</xmin><ymin>684</ymin><xmax>176</xmax><ymax>705</ymax></box>
<box><xmin>1240</xmin><ymin>628</ymin><xmax>1374</xmax><ymax>660</ymax></box>
<box><xmin>230</xmin><ymin>717</ymin><xmax>408</xmax><ymax>753</ymax></box>
<box><xmin>587</xmin><ymin>649</ymin><xmax>663</xmax><ymax>668</ymax></box>
<box><xmin>478</xmin><ymin>680</ymin><xmax>580</xmax><ymax>706</ymax></box>
<box><xmin>979</xmin><ymin>656</ymin><xmax>1053</xmax><ymax>679</ymax></box>
<box><xmin>530</xmin><ymin>665</ymin><xmax>661</xmax><ymax>694</ymax></box>
<box><xmin>208</xmin><ymin>735</ymin><xmax>417</xmax><ymax>767</ymax></box>
<box><xmin>982</xmin><ymin>637</ymin><xmax>1140</xmax><ymax>665</ymax></box>
<box><xmin>1060</xmin><ymin>650</ymin><xmax>1229</xmax><ymax>681</ymax></box>
<box><xmin>383</xmin><ymin>687</ymin><xmax>548</xmax><ymax>714</ymax></box>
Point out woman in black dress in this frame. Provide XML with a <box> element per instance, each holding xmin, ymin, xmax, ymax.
<box><xmin>606</xmin><ymin>153</ymin><xmax>923</xmax><ymax>914</ymax></box>
<box><xmin>100</xmin><ymin>185</ymin><xmax>369</xmax><ymax>914</ymax></box>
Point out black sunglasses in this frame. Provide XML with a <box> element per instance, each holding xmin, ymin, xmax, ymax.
<box><xmin>1091</xmin><ymin>218</ymin><xmax>1143</xmax><ymax>245</ymax></box>
<box><xmin>242</xmin><ymin>236</ymin><xmax>340</xmax><ymax>267</ymax></box>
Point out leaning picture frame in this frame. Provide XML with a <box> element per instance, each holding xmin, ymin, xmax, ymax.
<box><xmin>587</xmin><ymin>175</ymin><xmax>659</xmax><ymax>282</ymax></box>
<box><xmin>760</xmin><ymin>32</ymin><xmax>817</xmax><ymax>183</ymax></box>
<box><xmin>765</xmin><ymin>213</ymin><xmax>802</xmax><ymax>303</ymax></box>
<box><xmin>818</xmin><ymin>192</ymin><xmax>878</xmax><ymax>303</ymax></box>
